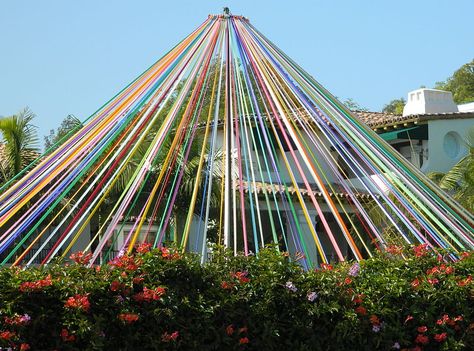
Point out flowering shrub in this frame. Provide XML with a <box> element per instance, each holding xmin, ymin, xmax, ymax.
<box><xmin>0</xmin><ymin>246</ymin><xmax>472</xmax><ymax>350</ymax></box>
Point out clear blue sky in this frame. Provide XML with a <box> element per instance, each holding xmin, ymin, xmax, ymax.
<box><xmin>1</xmin><ymin>0</ymin><xmax>473</xmax><ymax>141</ymax></box>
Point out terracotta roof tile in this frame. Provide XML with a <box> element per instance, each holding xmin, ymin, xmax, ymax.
<box><xmin>353</xmin><ymin>110</ymin><xmax>474</xmax><ymax>128</ymax></box>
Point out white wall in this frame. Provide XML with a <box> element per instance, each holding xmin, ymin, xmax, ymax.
<box><xmin>422</xmin><ymin>119</ymin><xmax>473</xmax><ymax>173</ymax></box>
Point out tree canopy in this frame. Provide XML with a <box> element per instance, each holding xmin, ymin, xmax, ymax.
<box><xmin>435</xmin><ymin>59</ymin><xmax>474</xmax><ymax>104</ymax></box>
<box><xmin>0</xmin><ymin>107</ymin><xmax>39</xmax><ymax>185</ymax></box>
<box><xmin>382</xmin><ymin>98</ymin><xmax>405</xmax><ymax>115</ymax></box>
<box><xmin>44</xmin><ymin>114</ymin><xmax>82</xmax><ymax>151</ymax></box>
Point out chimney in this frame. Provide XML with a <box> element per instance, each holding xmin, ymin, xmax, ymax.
<box><xmin>402</xmin><ymin>88</ymin><xmax>458</xmax><ymax>116</ymax></box>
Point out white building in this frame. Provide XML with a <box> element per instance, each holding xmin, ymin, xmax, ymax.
<box><xmin>357</xmin><ymin>88</ymin><xmax>474</xmax><ymax>174</ymax></box>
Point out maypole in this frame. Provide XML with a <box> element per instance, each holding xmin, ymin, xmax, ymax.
<box><xmin>0</xmin><ymin>8</ymin><xmax>472</xmax><ymax>268</ymax></box>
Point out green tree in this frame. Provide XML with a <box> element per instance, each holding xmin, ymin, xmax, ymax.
<box><xmin>343</xmin><ymin>98</ymin><xmax>368</xmax><ymax>111</ymax></box>
<box><xmin>435</xmin><ymin>59</ymin><xmax>474</xmax><ymax>104</ymax></box>
<box><xmin>428</xmin><ymin>127</ymin><xmax>474</xmax><ymax>213</ymax></box>
<box><xmin>382</xmin><ymin>98</ymin><xmax>406</xmax><ymax>115</ymax></box>
<box><xmin>44</xmin><ymin>114</ymin><xmax>82</xmax><ymax>151</ymax></box>
<box><xmin>0</xmin><ymin>107</ymin><xmax>39</xmax><ymax>185</ymax></box>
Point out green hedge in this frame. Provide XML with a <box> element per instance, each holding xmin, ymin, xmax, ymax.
<box><xmin>0</xmin><ymin>245</ymin><xmax>472</xmax><ymax>350</ymax></box>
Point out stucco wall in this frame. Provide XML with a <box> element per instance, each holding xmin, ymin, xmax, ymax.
<box><xmin>421</xmin><ymin>119</ymin><xmax>473</xmax><ymax>173</ymax></box>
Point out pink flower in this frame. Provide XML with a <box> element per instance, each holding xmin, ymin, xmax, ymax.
<box><xmin>307</xmin><ymin>292</ymin><xmax>318</xmax><ymax>302</ymax></box>
<box><xmin>411</xmin><ymin>278</ymin><xmax>420</xmax><ymax>288</ymax></box>
<box><xmin>404</xmin><ymin>315</ymin><xmax>414</xmax><ymax>324</ymax></box>
<box><xmin>4</xmin><ymin>313</ymin><xmax>31</xmax><ymax>326</ymax></box>
<box><xmin>348</xmin><ymin>262</ymin><xmax>360</xmax><ymax>277</ymax></box>
<box><xmin>285</xmin><ymin>281</ymin><xmax>297</xmax><ymax>292</ymax></box>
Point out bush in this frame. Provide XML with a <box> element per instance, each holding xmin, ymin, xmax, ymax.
<box><xmin>0</xmin><ymin>245</ymin><xmax>472</xmax><ymax>350</ymax></box>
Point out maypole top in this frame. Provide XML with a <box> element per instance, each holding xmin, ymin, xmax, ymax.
<box><xmin>223</xmin><ymin>7</ymin><xmax>230</xmax><ymax>17</ymax></box>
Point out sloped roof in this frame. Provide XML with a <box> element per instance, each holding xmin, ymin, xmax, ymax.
<box><xmin>354</xmin><ymin>110</ymin><xmax>474</xmax><ymax>129</ymax></box>
<box><xmin>236</xmin><ymin>181</ymin><xmax>375</xmax><ymax>201</ymax></box>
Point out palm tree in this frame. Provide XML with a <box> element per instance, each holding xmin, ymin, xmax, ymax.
<box><xmin>428</xmin><ymin>127</ymin><xmax>474</xmax><ymax>213</ymax></box>
<box><xmin>0</xmin><ymin>107</ymin><xmax>39</xmax><ymax>185</ymax></box>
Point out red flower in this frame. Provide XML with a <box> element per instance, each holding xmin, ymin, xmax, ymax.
<box><xmin>69</xmin><ymin>251</ymin><xmax>93</xmax><ymax>265</ymax></box>
<box><xmin>369</xmin><ymin>315</ymin><xmax>380</xmax><ymax>325</ymax></box>
<box><xmin>60</xmin><ymin>328</ymin><xmax>76</xmax><ymax>342</ymax></box>
<box><xmin>221</xmin><ymin>281</ymin><xmax>234</xmax><ymax>290</ymax></box>
<box><xmin>109</xmin><ymin>255</ymin><xmax>140</xmax><ymax>271</ymax></box>
<box><xmin>239</xmin><ymin>337</ymin><xmax>250</xmax><ymax>344</ymax></box>
<box><xmin>162</xmin><ymin>331</ymin><xmax>179</xmax><ymax>342</ymax></box>
<box><xmin>437</xmin><ymin>314</ymin><xmax>451</xmax><ymax>325</ymax></box>
<box><xmin>0</xmin><ymin>330</ymin><xmax>16</xmax><ymax>340</ymax></box>
<box><xmin>458</xmin><ymin>275</ymin><xmax>472</xmax><ymax>287</ymax></box>
<box><xmin>133</xmin><ymin>287</ymin><xmax>166</xmax><ymax>302</ymax></box>
<box><xmin>320</xmin><ymin>263</ymin><xmax>333</xmax><ymax>271</ymax></box>
<box><xmin>434</xmin><ymin>332</ymin><xmax>447</xmax><ymax>343</ymax></box>
<box><xmin>404</xmin><ymin>315</ymin><xmax>414</xmax><ymax>324</ymax></box>
<box><xmin>4</xmin><ymin>313</ymin><xmax>31</xmax><ymax>326</ymax></box>
<box><xmin>426</xmin><ymin>266</ymin><xmax>440</xmax><ymax>275</ymax></box>
<box><xmin>460</xmin><ymin>252</ymin><xmax>471</xmax><ymax>260</ymax></box>
<box><xmin>226</xmin><ymin>324</ymin><xmax>234</xmax><ymax>335</ymax></box>
<box><xmin>65</xmin><ymin>294</ymin><xmax>90</xmax><ymax>312</ymax></box>
<box><xmin>454</xmin><ymin>315</ymin><xmax>463</xmax><ymax>322</ymax></box>
<box><xmin>353</xmin><ymin>294</ymin><xmax>364</xmax><ymax>305</ymax></box>
<box><xmin>411</xmin><ymin>278</ymin><xmax>420</xmax><ymax>288</ymax></box>
<box><xmin>20</xmin><ymin>343</ymin><xmax>31</xmax><ymax>351</ymax></box>
<box><xmin>427</xmin><ymin>278</ymin><xmax>439</xmax><ymax>285</ymax></box>
<box><xmin>355</xmin><ymin>306</ymin><xmax>367</xmax><ymax>315</ymax></box>
<box><xmin>344</xmin><ymin>277</ymin><xmax>352</xmax><ymax>285</ymax></box>
<box><xmin>413</xmin><ymin>243</ymin><xmax>429</xmax><ymax>257</ymax></box>
<box><xmin>136</xmin><ymin>242</ymin><xmax>152</xmax><ymax>254</ymax></box>
<box><xmin>415</xmin><ymin>333</ymin><xmax>429</xmax><ymax>345</ymax></box>
<box><xmin>19</xmin><ymin>274</ymin><xmax>53</xmax><ymax>292</ymax></box>
<box><xmin>110</xmin><ymin>280</ymin><xmax>122</xmax><ymax>292</ymax></box>
<box><xmin>133</xmin><ymin>276</ymin><xmax>144</xmax><ymax>285</ymax></box>
<box><xmin>118</xmin><ymin>313</ymin><xmax>139</xmax><ymax>324</ymax></box>
<box><xmin>233</xmin><ymin>271</ymin><xmax>250</xmax><ymax>284</ymax></box>
<box><xmin>160</xmin><ymin>247</ymin><xmax>180</xmax><ymax>260</ymax></box>
<box><xmin>386</xmin><ymin>245</ymin><xmax>403</xmax><ymax>255</ymax></box>
<box><xmin>417</xmin><ymin>326</ymin><xmax>427</xmax><ymax>333</ymax></box>
<box><xmin>444</xmin><ymin>266</ymin><xmax>454</xmax><ymax>274</ymax></box>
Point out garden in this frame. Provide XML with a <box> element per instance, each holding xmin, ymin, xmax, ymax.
<box><xmin>0</xmin><ymin>244</ymin><xmax>472</xmax><ymax>350</ymax></box>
